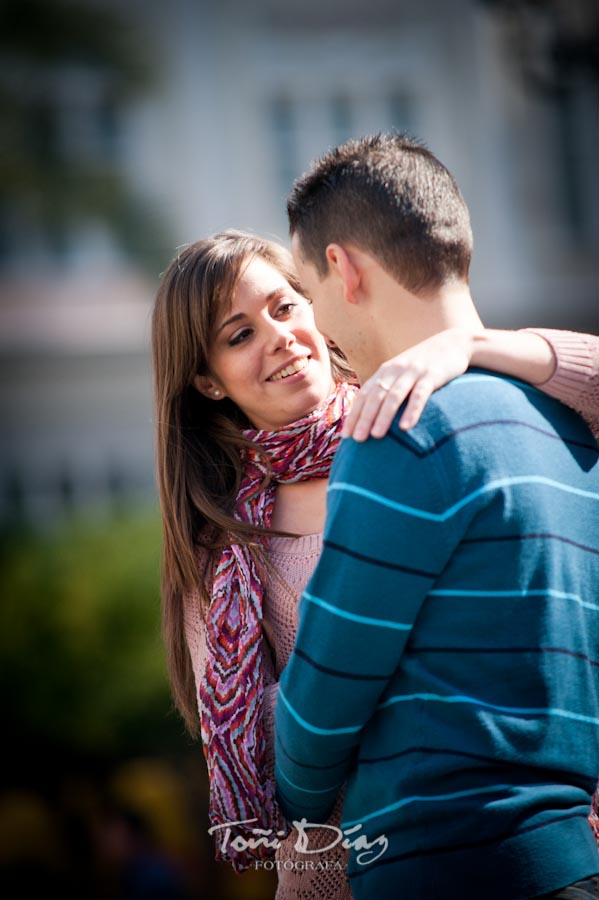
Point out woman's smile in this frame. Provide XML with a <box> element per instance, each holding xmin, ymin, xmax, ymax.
<box><xmin>266</xmin><ymin>355</ymin><xmax>311</xmax><ymax>382</ymax></box>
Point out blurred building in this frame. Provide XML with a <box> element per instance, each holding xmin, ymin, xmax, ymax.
<box><xmin>1</xmin><ymin>0</ymin><xmax>597</xmax><ymax>523</ymax></box>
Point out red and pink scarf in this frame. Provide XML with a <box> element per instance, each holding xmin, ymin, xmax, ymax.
<box><xmin>199</xmin><ymin>381</ymin><xmax>357</xmax><ymax>870</ymax></box>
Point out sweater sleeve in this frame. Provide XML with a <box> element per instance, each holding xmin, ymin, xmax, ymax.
<box><xmin>262</xmin><ymin>682</ymin><xmax>279</xmax><ymax>783</ymax></box>
<box><xmin>274</xmin><ymin>428</ymin><xmax>464</xmax><ymax>824</ymax></box>
<box><xmin>525</xmin><ymin>328</ymin><xmax>599</xmax><ymax>438</ymax></box>
<box><xmin>182</xmin><ymin>544</ymin><xmax>214</xmax><ymax>719</ymax></box>
<box><xmin>183</xmin><ymin>586</ymin><xmax>208</xmax><ymax>718</ymax></box>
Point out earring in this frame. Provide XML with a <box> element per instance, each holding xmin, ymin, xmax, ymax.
<box><xmin>213</xmin><ymin>390</ymin><xmax>221</xmax><ymax>397</ymax></box>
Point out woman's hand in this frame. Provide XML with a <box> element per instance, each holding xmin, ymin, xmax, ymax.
<box><xmin>343</xmin><ymin>328</ymin><xmax>478</xmax><ymax>441</ymax></box>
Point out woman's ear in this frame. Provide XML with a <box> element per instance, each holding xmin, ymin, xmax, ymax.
<box><xmin>193</xmin><ymin>374</ymin><xmax>226</xmax><ymax>400</ymax></box>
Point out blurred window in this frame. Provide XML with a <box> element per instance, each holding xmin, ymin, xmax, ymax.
<box><xmin>270</xmin><ymin>95</ymin><xmax>297</xmax><ymax>198</ymax></box>
<box><xmin>387</xmin><ymin>91</ymin><xmax>415</xmax><ymax>134</ymax></box>
<box><xmin>556</xmin><ymin>80</ymin><xmax>599</xmax><ymax>248</ymax></box>
<box><xmin>269</xmin><ymin>87</ymin><xmax>416</xmax><ymax>199</ymax></box>
<box><xmin>331</xmin><ymin>95</ymin><xmax>353</xmax><ymax>145</ymax></box>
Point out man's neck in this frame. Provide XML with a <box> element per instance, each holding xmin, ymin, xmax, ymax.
<box><xmin>356</xmin><ymin>280</ymin><xmax>483</xmax><ymax>383</ymax></box>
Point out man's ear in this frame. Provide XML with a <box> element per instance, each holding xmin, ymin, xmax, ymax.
<box><xmin>325</xmin><ymin>243</ymin><xmax>360</xmax><ymax>304</ymax></box>
<box><xmin>193</xmin><ymin>374</ymin><xmax>226</xmax><ymax>400</ymax></box>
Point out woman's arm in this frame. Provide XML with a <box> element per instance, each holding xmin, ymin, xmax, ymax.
<box><xmin>183</xmin><ymin>587</ymin><xmax>208</xmax><ymax>716</ymax></box>
<box><xmin>344</xmin><ymin>327</ymin><xmax>599</xmax><ymax>441</ymax></box>
<box><xmin>523</xmin><ymin>328</ymin><xmax>599</xmax><ymax>438</ymax></box>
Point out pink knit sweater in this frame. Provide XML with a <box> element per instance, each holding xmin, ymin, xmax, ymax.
<box><xmin>183</xmin><ymin>329</ymin><xmax>599</xmax><ymax>900</ymax></box>
<box><xmin>526</xmin><ymin>328</ymin><xmax>599</xmax><ymax>437</ymax></box>
<box><xmin>185</xmin><ymin>534</ymin><xmax>353</xmax><ymax>900</ymax></box>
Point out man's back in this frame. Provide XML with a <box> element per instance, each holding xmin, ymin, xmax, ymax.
<box><xmin>275</xmin><ymin>370</ymin><xmax>599</xmax><ymax>900</ymax></box>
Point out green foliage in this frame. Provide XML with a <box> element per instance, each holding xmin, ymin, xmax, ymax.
<box><xmin>0</xmin><ymin>508</ymin><xmax>188</xmax><ymax>759</ymax></box>
<box><xmin>0</xmin><ymin>0</ymin><xmax>172</xmax><ymax>273</ymax></box>
<box><xmin>0</xmin><ymin>0</ymin><xmax>149</xmax><ymax>89</ymax></box>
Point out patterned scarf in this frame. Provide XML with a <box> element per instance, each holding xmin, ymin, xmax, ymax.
<box><xmin>199</xmin><ymin>381</ymin><xmax>357</xmax><ymax>871</ymax></box>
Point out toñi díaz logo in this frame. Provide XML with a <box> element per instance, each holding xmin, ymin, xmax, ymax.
<box><xmin>208</xmin><ymin>817</ymin><xmax>388</xmax><ymax>865</ymax></box>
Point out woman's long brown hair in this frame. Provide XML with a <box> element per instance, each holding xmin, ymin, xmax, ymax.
<box><xmin>151</xmin><ymin>230</ymin><xmax>354</xmax><ymax>736</ymax></box>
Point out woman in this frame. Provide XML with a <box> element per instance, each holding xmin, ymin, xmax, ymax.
<box><xmin>152</xmin><ymin>230</ymin><xmax>598</xmax><ymax>899</ymax></box>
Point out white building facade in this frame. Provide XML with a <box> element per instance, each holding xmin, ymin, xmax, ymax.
<box><xmin>1</xmin><ymin>0</ymin><xmax>597</xmax><ymax>522</ymax></box>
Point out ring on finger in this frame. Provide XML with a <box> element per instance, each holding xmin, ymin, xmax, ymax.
<box><xmin>375</xmin><ymin>379</ymin><xmax>392</xmax><ymax>391</ymax></box>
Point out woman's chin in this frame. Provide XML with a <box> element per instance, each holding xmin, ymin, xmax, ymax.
<box><xmin>298</xmin><ymin>383</ymin><xmax>337</xmax><ymax>416</ymax></box>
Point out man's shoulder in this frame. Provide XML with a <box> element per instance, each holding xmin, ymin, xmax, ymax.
<box><xmin>407</xmin><ymin>368</ymin><xmax>592</xmax><ymax>446</ymax></box>
<box><xmin>358</xmin><ymin>370</ymin><xmax>540</xmax><ymax>456</ymax></box>
<box><xmin>387</xmin><ymin>369</ymin><xmax>599</xmax><ymax>494</ymax></box>
<box><xmin>334</xmin><ymin>367</ymin><xmax>597</xmax><ymax>484</ymax></box>
<box><xmin>336</xmin><ymin>367</ymin><xmax>597</xmax><ymax>471</ymax></box>
<box><xmin>421</xmin><ymin>368</ymin><xmax>542</xmax><ymax>421</ymax></box>
<box><xmin>335</xmin><ymin>371</ymin><xmax>528</xmax><ymax>465</ymax></box>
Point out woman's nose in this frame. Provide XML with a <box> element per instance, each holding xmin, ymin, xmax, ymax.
<box><xmin>267</xmin><ymin>319</ymin><xmax>295</xmax><ymax>352</ymax></box>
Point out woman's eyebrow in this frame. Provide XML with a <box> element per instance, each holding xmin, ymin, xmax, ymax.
<box><xmin>215</xmin><ymin>287</ymin><xmax>288</xmax><ymax>334</ymax></box>
<box><xmin>265</xmin><ymin>286</ymin><xmax>287</xmax><ymax>302</ymax></box>
<box><xmin>216</xmin><ymin>312</ymin><xmax>246</xmax><ymax>335</ymax></box>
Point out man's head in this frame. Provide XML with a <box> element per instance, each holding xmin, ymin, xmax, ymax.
<box><xmin>287</xmin><ymin>133</ymin><xmax>476</xmax><ymax>378</ymax></box>
<box><xmin>288</xmin><ymin>132</ymin><xmax>473</xmax><ymax>292</ymax></box>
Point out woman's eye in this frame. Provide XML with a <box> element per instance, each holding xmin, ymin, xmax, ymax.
<box><xmin>229</xmin><ymin>328</ymin><xmax>252</xmax><ymax>346</ymax></box>
<box><xmin>277</xmin><ymin>302</ymin><xmax>296</xmax><ymax>316</ymax></box>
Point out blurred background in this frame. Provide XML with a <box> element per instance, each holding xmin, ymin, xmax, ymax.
<box><xmin>0</xmin><ymin>0</ymin><xmax>597</xmax><ymax>897</ymax></box>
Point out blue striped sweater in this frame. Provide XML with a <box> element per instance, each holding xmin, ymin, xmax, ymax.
<box><xmin>274</xmin><ymin>370</ymin><xmax>599</xmax><ymax>900</ymax></box>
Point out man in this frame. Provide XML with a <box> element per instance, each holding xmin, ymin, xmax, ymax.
<box><xmin>274</xmin><ymin>134</ymin><xmax>599</xmax><ymax>900</ymax></box>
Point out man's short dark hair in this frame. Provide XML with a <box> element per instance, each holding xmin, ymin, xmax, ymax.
<box><xmin>287</xmin><ymin>133</ymin><xmax>473</xmax><ymax>295</ymax></box>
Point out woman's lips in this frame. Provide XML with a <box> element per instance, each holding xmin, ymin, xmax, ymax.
<box><xmin>267</xmin><ymin>355</ymin><xmax>310</xmax><ymax>382</ymax></box>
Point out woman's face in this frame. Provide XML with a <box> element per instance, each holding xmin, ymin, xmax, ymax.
<box><xmin>195</xmin><ymin>255</ymin><xmax>336</xmax><ymax>431</ymax></box>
